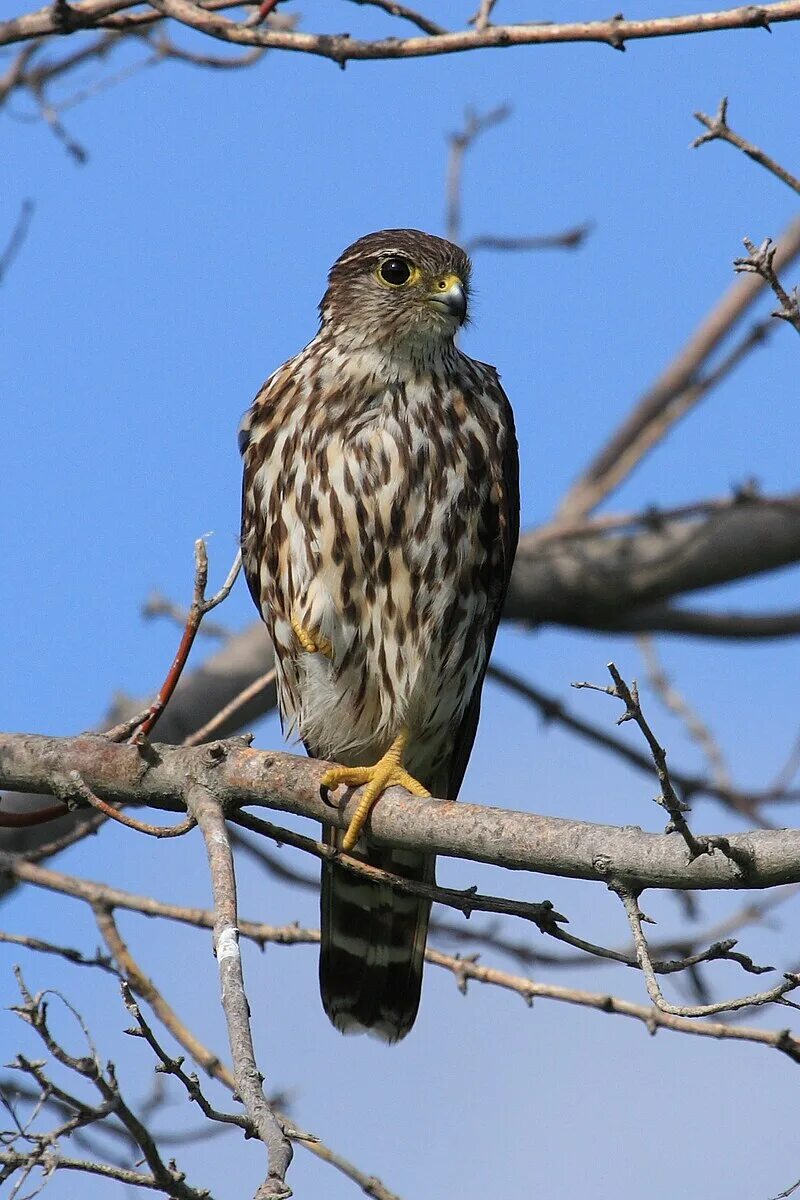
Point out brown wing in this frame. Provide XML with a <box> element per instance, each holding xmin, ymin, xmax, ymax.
<box><xmin>446</xmin><ymin>367</ymin><xmax>520</xmax><ymax>800</ymax></box>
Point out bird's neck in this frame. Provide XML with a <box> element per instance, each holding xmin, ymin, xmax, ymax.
<box><xmin>315</xmin><ymin>324</ymin><xmax>460</xmax><ymax>384</ymax></box>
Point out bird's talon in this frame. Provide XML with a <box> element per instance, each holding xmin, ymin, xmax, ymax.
<box><xmin>291</xmin><ymin>614</ymin><xmax>333</xmax><ymax>659</ymax></box>
<box><xmin>320</xmin><ymin>730</ymin><xmax>430</xmax><ymax>852</ymax></box>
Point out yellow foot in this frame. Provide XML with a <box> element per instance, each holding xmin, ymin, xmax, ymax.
<box><xmin>291</xmin><ymin>614</ymin><xmax>332</xmax><ymax>659</ymax></box>
<box><xmin>320</xmin><ymin>729</ymin><xmax>430</xmax><ymax>852</ymax></box>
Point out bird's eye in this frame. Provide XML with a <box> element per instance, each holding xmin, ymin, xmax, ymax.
<box><xmin>378</xmin><ymin>257</ymin><xmax>412</xmax><ymax>286</ymax></box>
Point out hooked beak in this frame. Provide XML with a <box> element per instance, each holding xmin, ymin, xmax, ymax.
<box><xmin>428</xmin><ymin>274</ymin><xmax>467</xmax><ymax>324</ymax></box>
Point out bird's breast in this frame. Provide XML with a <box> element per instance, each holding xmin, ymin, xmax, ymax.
<box><xmin>247</xmin><ymin>374</ymin><xmax>506</xmax><ymax>763</ymax></box>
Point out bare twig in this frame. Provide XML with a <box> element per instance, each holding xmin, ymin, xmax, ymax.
<box><xmin>8</xmin><ymin>865</ymin><xmax>800</xmax><ymax>1091</ymax></box>
<box><xmin>6</xmin><ymin>971</ymin><xmax>206</xmax><ymax>1199</ymax></box>
<box><xmin>469</xmin><ymin>0</ymin><xmax>498</xmax><ymax>32</ymax></box>
<box><xmin>182</xmin><ymin>669</ymin><xmax>277</xmax><ymax>747</ymax></box>
<box><xmin>423</xmin><ymin>947</ymin><xmax>800</xmax><ymax>1064</ymax></box>
<box><xmin>446</xmin><ymin>103</ymin><xmax>510</xmax><ymax>243</ymax></box>
<box><xmin>487</xmin><ymin>662</ymin><xmax>775</xmax><ymax>821</ymax></box>
<box><xmin>0</xmin><ymin>931</ymin><xmax>116</xmax><ymax>974</ymax></box>
<box><xmin>465</xmin><ymin>224</ymin><xmax>592</xmax><ymax>253</ymax></box>
<box><xmin>636</xmin><ymin>634</ymin><xmax>731</xmax><ymax>789</ymax></box>
<box><xmin>769</xmin><ymin>1175</ymin><xmax>800</xmax><ymax>1200</ymax></box>
<box><xmin>0</xmin><ymin>800</ymin><xmax>70</xmax><ymax>828</ymax></box>
<box><xmin>692</xmin><ymin>96</ymin><xmax>800</xmax><ymax>195</ymax></box>
<box><xmin>142</xmin><ymin>592</ymin><xmax>231</xmax><ymax>640</ymax></box>
<box><xmin>88</xmin><ymin>888</ymin><xmax>399</xmax><ymax>1199</ymax></box>
<box><xmin>614</xmin><ymin>886</ymin><xmax>800</xmax><ymax>1016</ymax></box>
<box><xmin>734</xmin><ymin>238</ymin><xmax>800</xmax><ymax>335</ymax></box>
<box><xmin>346</xmin><ymin>0</ymin><xmax>446</xmax><ymax>36</ymax></box>
<box><xmin>0</xmin><ymin>199</ymin><xmax>34</xmax><ymax>284</ymax></box>
<box><xmin>120</xmin><ymin>983</ymin><xmax>251</xmax><ymax>1134</ymax></box>
<box><xmin>573</xmin><ymin>664</ymin><xmax>752</xmax><ymax>870</ymax></box>
<box><xmin>59</xmin><ymin>770</ymin><xmax>197</xmax><ymax>837</ymax></box>
<box><xmin>7</xmin><ymin>849</ymin><xmax>781</xmax><ymax>988</ymax></box>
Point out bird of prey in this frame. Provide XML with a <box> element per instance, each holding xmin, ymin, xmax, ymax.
<box><xmin>239</xmin><ymin>229</ymin><xmax>519</xmax><ymax>1041</ymax></box>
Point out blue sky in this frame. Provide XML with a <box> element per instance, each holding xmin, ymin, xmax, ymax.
<box><xmin>3</xmin><ymin>3</ymin><xmax>800</xmax><ymax>1197</ymax></box>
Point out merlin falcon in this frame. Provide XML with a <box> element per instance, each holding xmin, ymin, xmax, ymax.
<box><xmin>240</xmin><ymin>229</ymin><xmax>519</xmax><ymax>1041</ymax></box>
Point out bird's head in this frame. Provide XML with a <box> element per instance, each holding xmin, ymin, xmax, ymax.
<box><xmin>319</xmin><ymin>229</ymin><xmax>471</xmax><ymax>354</ymax></box>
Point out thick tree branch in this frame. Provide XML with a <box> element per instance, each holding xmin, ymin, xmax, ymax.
<box><xmin>4</xmin><ymin>732</ymin><xmax>800</xmax><ymax>890</ymax></box>
<box><xmin>508</xmin><ymin>492</ymin><xmax>800</xmax><ymax>629</ymax></box>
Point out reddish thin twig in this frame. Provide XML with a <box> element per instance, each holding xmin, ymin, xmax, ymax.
<box><xmin>130</xmin><ymin>541</ymin><xmax>241</xmax><ymax>742</ymax></box>
<box><xmin>248</xmin><ymin>0</ymin><xmax>281</xmax><ymax>25</ymax></box>
<box><xmin>0</xmin><ymin>800</ymin><xmax>69</xmax><ymax>828</ymax></box>
<box><xmin>68</xmin><ymin>773</ymin><xmax>197</xmax><ymax>838</ymax></box>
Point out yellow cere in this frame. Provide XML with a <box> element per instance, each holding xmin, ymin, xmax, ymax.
<box><xmin>434</xmin><ymin>272</ymin><xmax>462</xmax><ymax>294</ymax></box>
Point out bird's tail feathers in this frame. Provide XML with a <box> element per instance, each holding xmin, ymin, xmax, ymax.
<box><xmin>319</xmin><ymin>827</ymin><xmax>433</xmax><ymax>1043</ymax></box>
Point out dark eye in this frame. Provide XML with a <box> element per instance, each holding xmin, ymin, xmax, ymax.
<box><xmin>378</xmin><ymin>257</ymin><xmax>412</xmax><ymax>286</ymax></box>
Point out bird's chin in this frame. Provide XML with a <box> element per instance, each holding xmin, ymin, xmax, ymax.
<box><xmin>424</xmin><ymin>307</ymin><xmax>464</xmax><ymax>338</ymax></box>
<box><xmin>428</xmin><ymin>299</ymin><xmax>464</xmax><ymax>324</ymax></box>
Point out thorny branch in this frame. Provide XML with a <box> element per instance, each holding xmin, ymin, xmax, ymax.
<box><xmin>573</xmin><ymin>663</ymin><xmax>754</xmax><ymax>870</ymax></box>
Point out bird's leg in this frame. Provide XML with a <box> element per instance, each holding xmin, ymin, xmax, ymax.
<box><xmin>291</xmin><ymin>613</ymin><xmax>333</xmax><ymax>659</ymax></box>
<box><xmin>321</xmin><ymin>728</ymin><xmax>431</xmax><ymax>852</ymax></box>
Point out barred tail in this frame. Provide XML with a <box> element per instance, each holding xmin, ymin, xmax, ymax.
<box><xmin>319</xmin><ymin>827</ymin><xmax>433</xmax><ymax>1043</ymax></box>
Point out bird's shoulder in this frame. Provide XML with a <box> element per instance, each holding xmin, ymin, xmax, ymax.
<box><xmin>237</xmin><ymin>340</ymin><xmax>323</xmax><ymax>458</ymax></box>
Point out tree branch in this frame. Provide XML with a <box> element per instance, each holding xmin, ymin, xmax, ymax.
<box><xmin>556</xmin><ymin>217</ymin><xmax>800</xmax><ymax>519</ymax></box>
<box><xmin>5</xmin><ymin>732</ymin><xmax>800</xmax><ymax>890</ymax></box>
<box><xmin>3</xmin><ymin>1</ymin><xmax>799</xmax><ymax>54</ymax></box>
<box><xmin>692</xmin><ymin>96</ymin><xmax>800</xmax><ymax>196</ymax></box>
<box><xmin>183</xmin><ymin>782</ymin><xmax>292</xmax><ymax>1199</ymax></box>
<box><xmin>734</xmin><ymin>237</ymin><xmax>800</xmax><ymax>335</ymax></box>
<box><xmin>614</xmin><ymin>885</ymin><xmax>800</xmax><ymax>1015</ymax></box>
